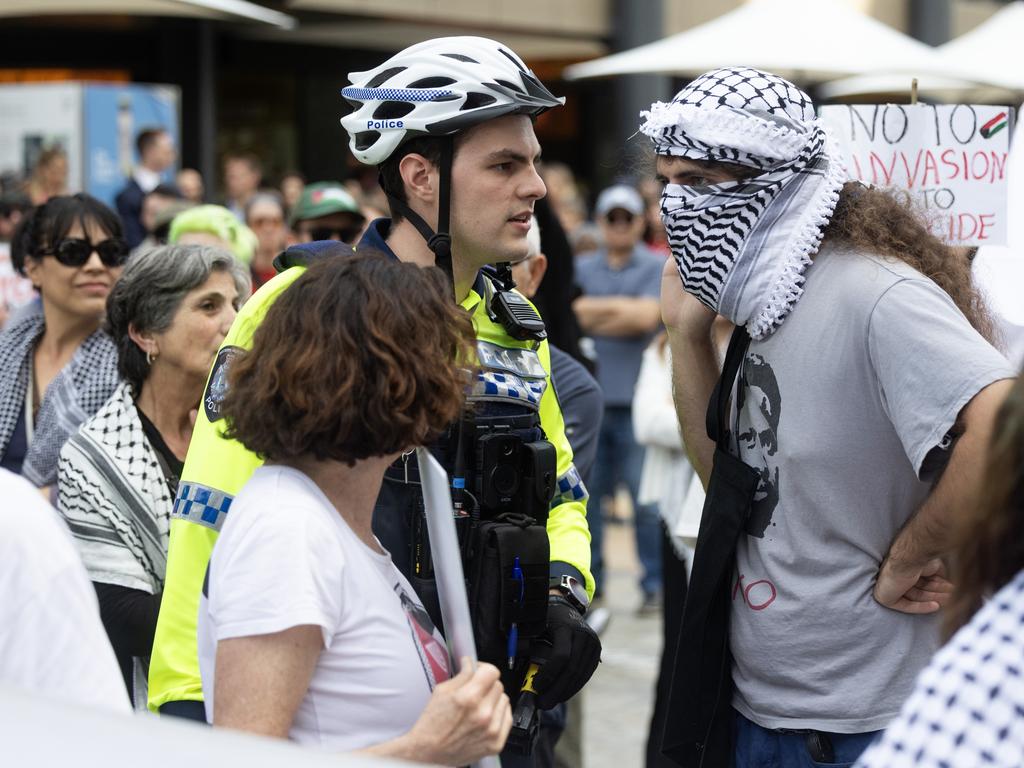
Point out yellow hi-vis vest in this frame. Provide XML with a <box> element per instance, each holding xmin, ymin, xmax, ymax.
<box><xmin>147</xmin><ymin>265</ymin><xmax>592</xmax><ymax>712</ymax></box>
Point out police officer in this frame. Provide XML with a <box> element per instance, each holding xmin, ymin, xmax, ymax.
<box><xmin>149</xmin><ymin>37</ymin><xmax>600</xmax><ymax>762</ymax></box>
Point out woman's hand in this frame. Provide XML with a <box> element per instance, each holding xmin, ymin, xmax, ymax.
<box><xmin>402</xmin><ymin>659</ymin><xmax>511</xmax><ymax>766</ymax></box>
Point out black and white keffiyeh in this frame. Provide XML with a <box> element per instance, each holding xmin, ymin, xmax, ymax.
<box><xmin>639</xmin><ymin>67</ymin><xmax>847</xmax><ymax>339</ymax></box>
<box><xmin>0</xmin><ymin>302</ymin><xmax>120</xmax><ymax>486</ymax></box>
<box><xmin>58</xmin><ymin>380</ymin><xmax>172</xmax><ymax>593</ymax></box>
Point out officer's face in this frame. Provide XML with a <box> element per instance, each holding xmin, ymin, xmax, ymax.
<box><xmin>449</xmin><ymin>115</ymin><xmax>547</xmax><ymax>269</ymax></box>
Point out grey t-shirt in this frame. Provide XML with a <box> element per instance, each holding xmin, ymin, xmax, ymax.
<box><xmin>575</xmin><ymin>245</ymin><xmax>664</xmax><ymax>406</ymax></box>
<box><xmin>730</xmin><ymin>243</ymin><xmax>1014</xmax><ymax>733</ymax></box>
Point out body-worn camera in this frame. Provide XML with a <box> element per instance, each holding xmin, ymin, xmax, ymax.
<box><xmin>474</xmin><ymin>432</ymin><xmax>556</xmax><ymax>523</ymax></box>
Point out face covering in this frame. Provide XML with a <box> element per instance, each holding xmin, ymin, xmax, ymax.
<box><xmin>639</xmin><ymin>67</ymin><xmax>847</xmax><ymax>340</ymax></box>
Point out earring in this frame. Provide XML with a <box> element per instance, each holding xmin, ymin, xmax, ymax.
<box><xmin>146</xmin><ymin>349</ymin><xmax>156</xmax><ymax>365</ymax></box>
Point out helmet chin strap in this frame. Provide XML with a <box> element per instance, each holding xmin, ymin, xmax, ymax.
<box><xmin>381</xmin><ymin>136</ymin><xmax>455</xmax><ymax>290</ymax></box>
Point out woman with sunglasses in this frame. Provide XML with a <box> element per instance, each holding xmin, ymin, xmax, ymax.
<box><xmin>58</xmin><ymin>244</ymin><xmax>249</xmax><ymax>708</ymax></box>
<box><xmin>0</xmin><ymin>194</ymin><xmax>126</xmax><ymax>489</ymax></box>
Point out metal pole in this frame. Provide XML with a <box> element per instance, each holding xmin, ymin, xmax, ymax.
<box><xmin>198</xmin><ymin>20</ymin><xmax>218</xmax><ymax>197</ymax></box>
<box><xmin>611</xmin><ymin>0</ymin><xmax>669</xmax><ymax>180</ymax></box>
<box><xmin>909</xmin><ymin>0</ymin><xmax>951</xmax><ymax>46</ymax></box>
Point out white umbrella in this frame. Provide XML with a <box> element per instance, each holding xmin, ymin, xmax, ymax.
<box><xmin>819</xmin><ymin>2</ymin><xmax>1024</xmax><ymax>100</ymax></box>
<box><xmin>938</xmin><ymin>1</ymin><xmax>1024</xmax><ymax>91</ymax></box>
<box><xmin>563</xmin><ymin>0</ymin><xmax>977</xmax><ymax>84</ymax></box>
<box><xmin>0</xmin><ymin>0</ymin><xmax>296</xmax><ymax>27</ymax></box>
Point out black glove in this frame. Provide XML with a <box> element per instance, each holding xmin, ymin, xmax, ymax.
<box><xmin>530</xmin><ymin>595</ymin><xmax>601</xmax><ymax>709</ymax></box>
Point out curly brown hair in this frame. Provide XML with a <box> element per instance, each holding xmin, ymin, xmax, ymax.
<box><xmin>222</xmin><ymin>250</ymin><xmax>475</xmax><ymax>465</ymax></box>
<box><xmin>943</xmin><ymin>374</ymin><xmax>1024</xmax><ymax>639</ymax></box>
<box><xmin>823</xmin><ymin>182</ymin><xmax>995</xmax><ymax>342</ymax></box>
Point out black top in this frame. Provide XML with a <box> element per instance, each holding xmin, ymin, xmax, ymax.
<box><xmin>1</xmin><ymin>407</ymin><xmax>28</xmax><ymax>475</ymax></box>
<box><xmin>135</xmin><ymin>403</ymin><xmax>184</xmax><ymax>493</ymax></box>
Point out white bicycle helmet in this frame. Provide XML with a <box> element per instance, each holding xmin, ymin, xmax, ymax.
<box><xmin>341</xmin><ymin>36</ymin><xmax>564</xmax><ymax>166</ymax></box>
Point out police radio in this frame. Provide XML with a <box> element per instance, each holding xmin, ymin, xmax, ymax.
<box><xmin>485</xmin><ymin>263</ymin><xmax>546</xmax><ymax>342</ymax></box>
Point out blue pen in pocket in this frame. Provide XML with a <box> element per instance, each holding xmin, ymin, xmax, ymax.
<box><xmin>509</xmin><ymin>556</ymin><xmax>524</xmax><ymax>670</ymax></box>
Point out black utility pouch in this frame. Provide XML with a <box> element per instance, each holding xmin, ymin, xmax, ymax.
<box><xmin>467</xmin><ymin>512</ymin><xmax>549</xmax><ymax>691</ymax></box>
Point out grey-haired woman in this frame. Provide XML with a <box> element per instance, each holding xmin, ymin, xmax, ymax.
<box><xmin>57</xmin><ymin>243</ymin><xmax>250</xmax><ymax>707</ymax></box>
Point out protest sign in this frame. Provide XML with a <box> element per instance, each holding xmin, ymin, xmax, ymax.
<box><xmin>820</xmin><ymin>104</ymin><xmax>1013</xmax><ymax>246</ymax></box>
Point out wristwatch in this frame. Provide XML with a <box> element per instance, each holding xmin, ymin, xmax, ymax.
<box><xmin>550</xmin><ymin>574</ymin><xmax>590</xmax><ymax>615</ymax></box>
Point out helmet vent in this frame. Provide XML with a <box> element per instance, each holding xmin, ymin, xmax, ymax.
<box><xmin>373</xmin><ymin>101</ymin><xmax>416</xmax><ymax>120</ymax></box>
<box><xmin>366</xmin><ymin>67</ymin><xmax>406</xmax><ymax>88</ymax></box>
<box><xmin>354</xmin><ymin>130</ymin><xmax>381</xmax><ymax>151</ymax></box>
<box><xmin>408</xmin><ymin>76</ymin><xmax>456</xmax><ymax>88</ymax></box>
<box><xmin>461</xmin><ymin>92</ymin><xmax>497</xmax><ymax>110</ymax></box>
<box><xmin>498</xmin><ymin>48</ymin><xmax>528</xmax><ymax>73</ymax></box>
<box><xmin>442</xmin><ymin>53</ymin><xmax>479</xmax><ymax>63</ymax></box>
<box><xmin>494</xmin><ymin>79</ymin><xmax>525</xmax><ymax>95</ymax></box>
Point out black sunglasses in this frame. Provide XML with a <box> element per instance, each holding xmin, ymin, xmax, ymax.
<box><xmin>606</xmin><ymin>210</ymin><xmax>636</xmax><ymax>225</ymax></box>
<box><xmin>308</xmin><ymin>227</ymin><xmax>362</xmax><ymax>244</ymax></box>
<box><xmin>41</xmin><ymin>238</ymin><xmax>129</xmax><ymax>268</ymax></box>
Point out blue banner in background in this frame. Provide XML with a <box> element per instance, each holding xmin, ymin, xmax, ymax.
<box><xmin>84</xmin><ymin>83</ymin><xmax>180</xmax><ymax>207</ymax></box>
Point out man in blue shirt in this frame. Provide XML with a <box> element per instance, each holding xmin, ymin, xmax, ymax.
<box><xmin>573</xmin><ymin>184</ymin><xmax>664</xmax><ymax>609</ymax></box>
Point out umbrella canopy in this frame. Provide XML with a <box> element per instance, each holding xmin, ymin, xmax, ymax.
<box><xmin>818</xmin><ymin>2</ymin><xmax>1024</xmax><ymax>100</ymax></box>
<box><xmin>937</xmin><ymin>1</ymin><xmax>1024</xmax><ymax>91</ymax></box>
<box><xmin>0</xmin><ymin>0</ymin><xmax>296</xmax><ymax>27</ymax></box>
<box><xmin>563</xmin><ymin>0</ymin><xmax>973</xmax><ymax>84</ymax></box>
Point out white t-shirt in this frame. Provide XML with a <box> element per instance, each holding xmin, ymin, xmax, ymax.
<box><xmin>0</xmin><ymin>469</ymin><xmax>130</xmax><ymax>714</ymax></box>
<box><xmin>198</xmin><ymin>465</ymin><xmax>451</xmax><ymax>750</ymax></box>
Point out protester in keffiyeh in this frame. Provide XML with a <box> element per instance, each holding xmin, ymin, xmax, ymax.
<box><xmin>647</xmin><ymin>68</ymin><xmax>1014</xmax><ymax>768</ymax></box>
<box><xmin>57</xmin><ymin>244</ymin><xmax>249</xmax><ymax>708</ymax></box>
<box><xmin>639</xmin><ymin>67</ymin><xmax>847</xmax><ymax>339</ymax></box>
<box><xmin>0</xmin><ymin>194</ymin><xmax>123</xmax><ymax>488</ymax></box>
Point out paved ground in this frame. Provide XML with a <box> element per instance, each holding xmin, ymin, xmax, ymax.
<box><xmin>580</xmin><ymin>518</ymin><xmax>663</xmax><ymax>768</ymax></box>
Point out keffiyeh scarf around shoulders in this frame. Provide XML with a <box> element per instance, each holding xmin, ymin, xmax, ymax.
<box><xmin>58</xmin><ymin>380</ymin><xmax>172</xmax><ymax>593</ymax></box>
<box><xmin>639</xmin><ymin>67</ymin><xmax>847</xmax><ymax>339</ymax></box>
<box><xmin>0</xmin><ymin>302</ymin><xmax>120</xmax><ymax>486</ymax></box>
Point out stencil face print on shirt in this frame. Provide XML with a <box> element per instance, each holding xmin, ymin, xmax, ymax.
<box><xmin>737</xmin><ymin>353</ymin><xmax>781</xmax><ymax>538</ymax></box>
<box><xmin>397</xmin><ymin>587</ymin><xmax>450</xmax><ymax>689</ymax></box>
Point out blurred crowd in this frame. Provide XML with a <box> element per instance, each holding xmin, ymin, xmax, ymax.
<box><xmin>0</xmin><ymin>129</ymin><xmax>696</xmax><ymax>628</ymax></box>
<box><xmin>3</xmin><ymin>43</ymin><xmax>1024</xmax><ymax>768</ymax></box>
<box><xmin>0</xmin><ymin>118</ymin><xmax>684</xmax><ymax>765</ymax></box>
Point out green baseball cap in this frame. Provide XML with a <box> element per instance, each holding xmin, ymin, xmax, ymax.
<box><xmin>288</xmin><ymin>181</ymin><xmax>363</xmax><ymax>227</ymax></box>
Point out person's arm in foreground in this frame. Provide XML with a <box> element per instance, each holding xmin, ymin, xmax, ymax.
<box><xmin>572</xmin><ymin>295</ymin><xmax>661</xmax><ymax>337</ymax></box>
<box><xmin>214</xmin><ymin>628</ymin><xmax>511</xmax><ymax>766</ymax></box>
<box><xmin>875</xmin><ymin>377</ymin><xmax>1015</xmax><ymax>614</ymax></box>
<box><xmin>660</xmin><ymin>258</ymin><xmax>718</xmax><ymax>487</ymax></box>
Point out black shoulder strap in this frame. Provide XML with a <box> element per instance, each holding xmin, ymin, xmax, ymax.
<box><xmin>705</xmin><ymin>325</ymin><xmax>751</xmax><ymax>448</ymax></box>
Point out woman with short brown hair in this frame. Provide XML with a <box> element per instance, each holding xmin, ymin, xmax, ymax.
<box><xmin>197</xmin><ymin>251</ymin><xmax>512</xmax><ymax>765</ymax></box>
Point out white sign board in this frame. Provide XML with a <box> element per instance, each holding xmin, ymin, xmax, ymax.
<box><xmin>820</xmin><ymin>104</ymin><xmax>1014</xmax><ymax>246</ymax></box>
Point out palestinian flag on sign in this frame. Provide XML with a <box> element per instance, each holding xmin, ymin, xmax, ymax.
<box><xmin>981</xmin><ymin>111</ymin><xmax>1008</xmax><ymax>138</ymax></box>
